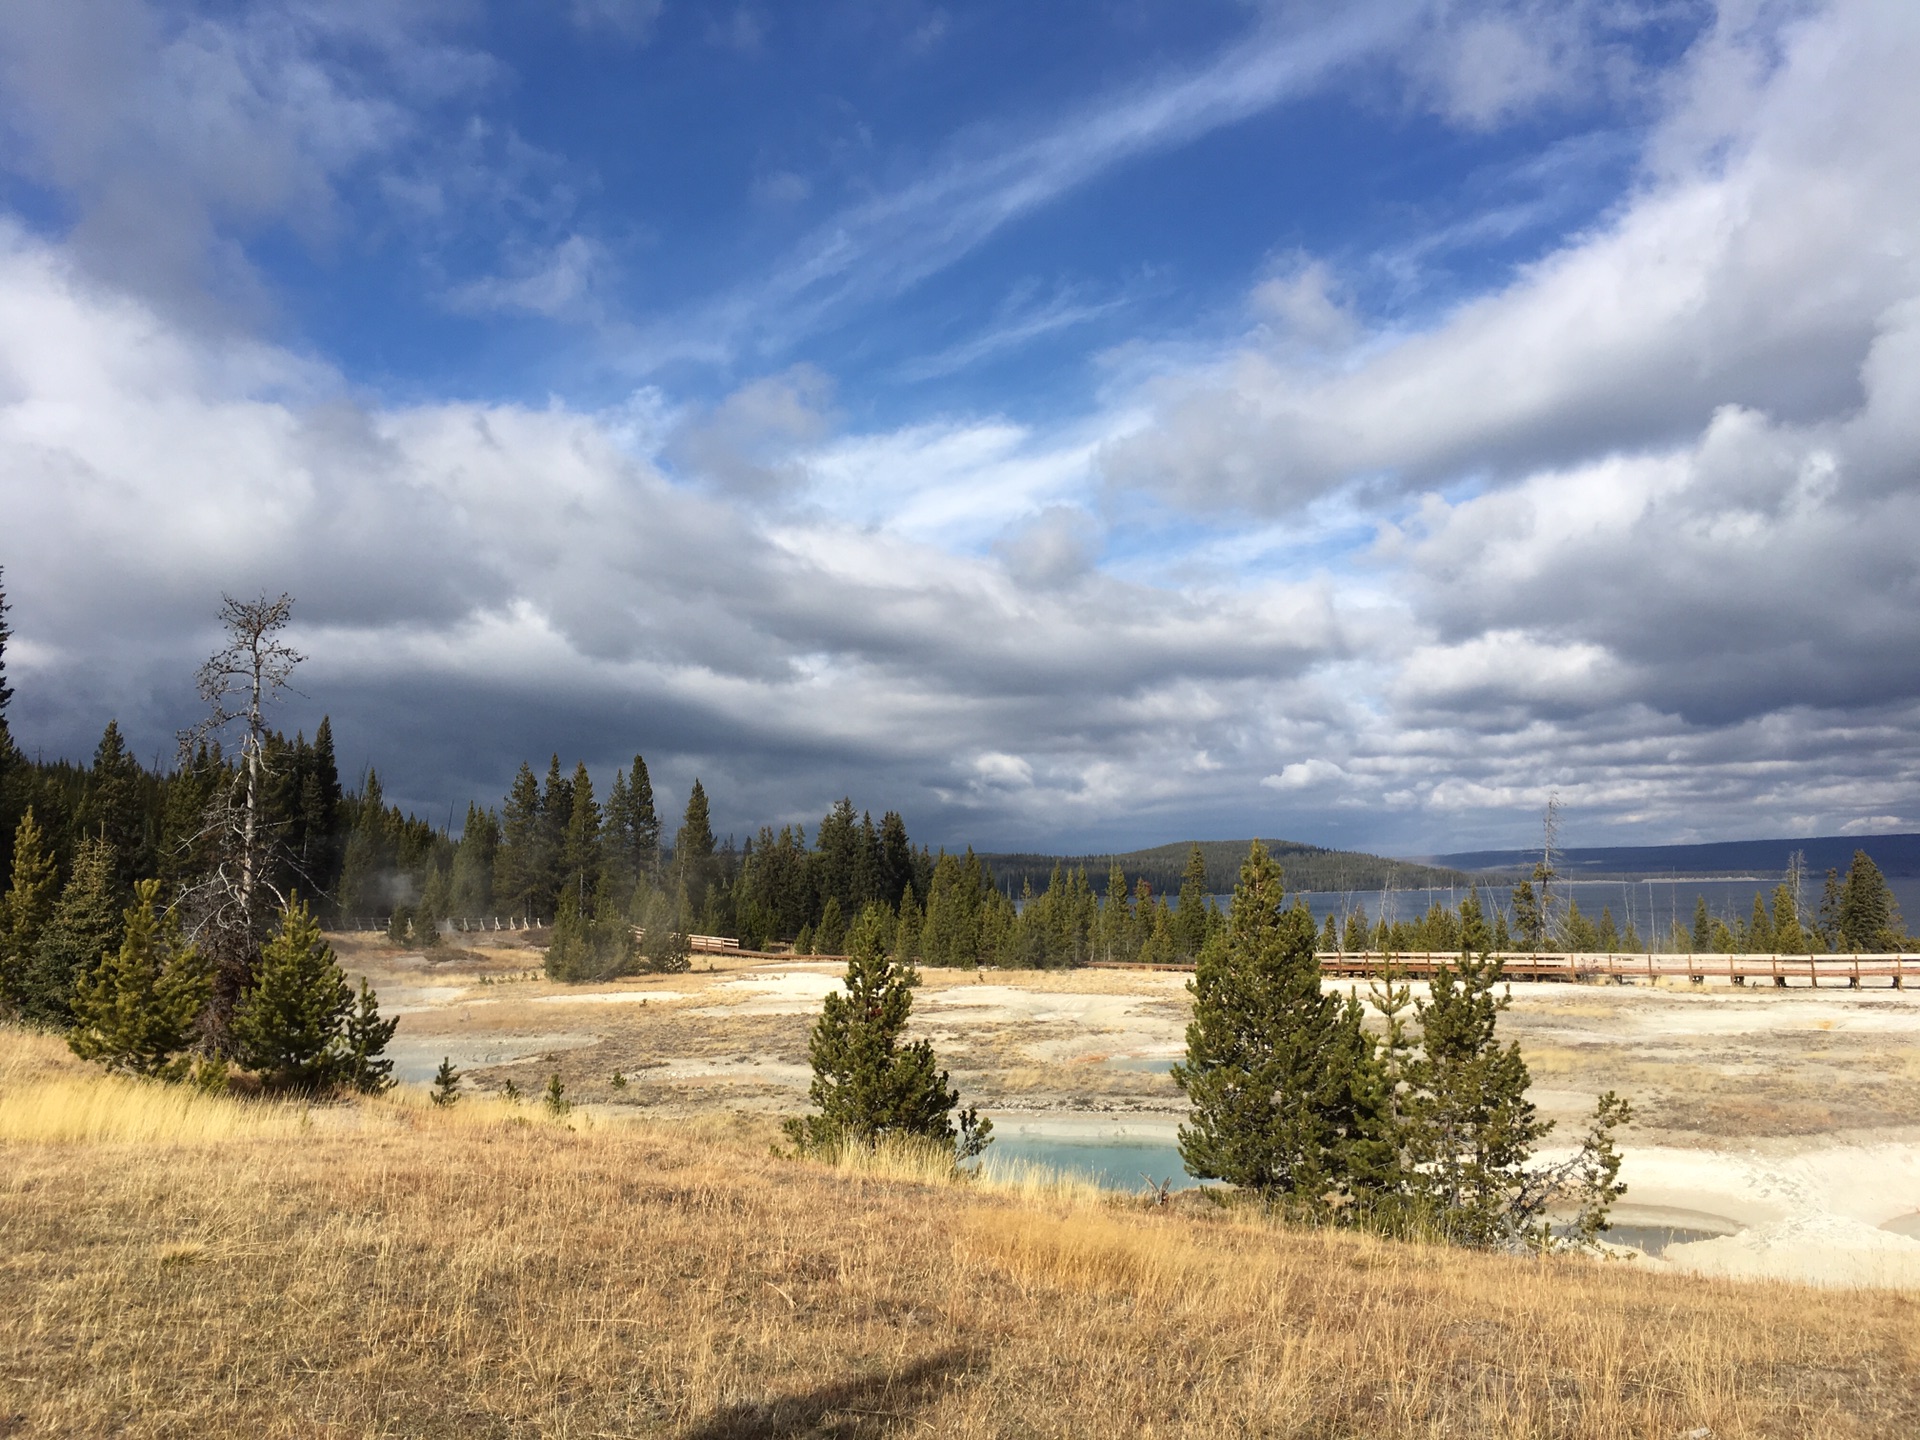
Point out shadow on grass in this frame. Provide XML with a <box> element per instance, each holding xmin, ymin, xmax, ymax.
<box><xmin>681</xmin><ymin>1346</ymin><xmax>980</xmax><ymax>1439</ymax></box>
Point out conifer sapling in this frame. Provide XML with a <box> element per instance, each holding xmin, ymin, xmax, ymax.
<box><xmin>431</xmin><ymin>1056</ymin><xmax>462</xmax><ymax>1106</ymax></box>
<box><xmin>785</xmin><ymin>902</ymin><xmax>991</xmax><ymax>1163</ymax></box>
<box><xmin>68</xmin><ymin>880</ymin><xmax>212</xmax><ymax>1080</ymax></box>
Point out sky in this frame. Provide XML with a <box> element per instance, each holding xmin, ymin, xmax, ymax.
<box><xmin>1</xmin><ymin>0</ymin><xmax>1917</xmax><ymax>856</ymax></box>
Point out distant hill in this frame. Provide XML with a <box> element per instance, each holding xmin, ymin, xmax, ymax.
<box><xmin>1422</xmin><ymin>833</ymin><xmax>1920</xmax><ymax>881</ymax></box>
<box><xmin>975</xmin><ymin>838</ymin><xmax>1479</xmax><ymax>898</ymax></box>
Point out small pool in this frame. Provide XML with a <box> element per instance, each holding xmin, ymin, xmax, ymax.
<box><xmin>383</xmin><ymin>1032</ymin><xmax>600</xmax><ymax>1085</ymax></box>
<box><xmin>1105</xmin><ymin>1056</ymin><xmax>1178</xmax><ymax>1075</ymax></box>
<box><xmin>1595</xmin><ymin>1224</ymin><xmax>1731</xmax><ymax>1257</ymax></box>
<box><xmin>1577</xmin><ymin>1205</ymin><xmax>1743</xmax><ymax>1257</ymax></box>
<box><xmin>1882</xmin><ymin>1212</ymin><xmax>1920</xmax><ymax>1240</ymax></box>
<box><xmin>983</xmin><ymin>1115</ymin><xmax>1198</xmax><ymax>1192</ymax></box>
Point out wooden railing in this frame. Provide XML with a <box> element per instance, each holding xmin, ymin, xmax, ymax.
<box><xmin>344</xmin><ymin>915</ymin><xmax>546</xmax><ymax>933</ymax></box>
<box><xmin>1095</xmin><ymin>951</ymin><xmax>1911</xmax><ymax>988</ymax></box>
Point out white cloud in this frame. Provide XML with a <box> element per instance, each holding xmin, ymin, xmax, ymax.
<box><xmin>630</xmin><ymin>3</ymin><xmax>1416</xmax><ymax>366</ymax></box>
<box><xmin>1103</xmin><ymin>1</ymin><xmax>1920</xmax><ymax>513</ymax></box>
<box><xmin>570</xmin><ymin>0</ymin><xmax>664</xmax><ymax>43</ymax></box>
<box><xmin>749</xmin><ymin>170</ymin><xmax>812</xmax><ymax>208</ymax></box>
<box><xmin>445</xmin><ymin>234</ymin><xmax>608</xmax><ymax>319</ymax></box>
<box><xmin>0</xmin><ymin>224</ymin><xmax>1362</xmax><ymax>842</ymax></box>
<box><xmin>0</xmin><ymin>1</ymin><xmax>490</xmax><ymax>316</ymax></box>
<box><xmin>1262</xmin><ymin>758</ymin><xmax>1345</xmax><ymax>791</ymax></box>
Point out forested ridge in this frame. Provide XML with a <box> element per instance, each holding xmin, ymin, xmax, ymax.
<box><xmin>980</xmin><ymin>838</ymin><xmax>1478</xmax><ymax>898</ymax></box>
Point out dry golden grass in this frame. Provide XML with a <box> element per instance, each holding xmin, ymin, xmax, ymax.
<box><xmin>4</xmin><ymin>1026</ymin><xmax>1919</xmax><ymax>1438</ymax></box>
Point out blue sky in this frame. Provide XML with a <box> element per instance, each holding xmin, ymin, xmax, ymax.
<box><xmin>3</xmin><ymin>0</ymin><xmax>1918</xmax><ymax>856</ymax></box>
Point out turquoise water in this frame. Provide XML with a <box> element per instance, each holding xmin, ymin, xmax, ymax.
<box><xmin>985</xmin><ymin>1119</ymin><xmax>1199</xmax><ymax>1192</ymax></box>
<box><xmin>980</xmin><ymin>1130</ymin><xmax>1745</xmax><ymax>1260</ymax></box>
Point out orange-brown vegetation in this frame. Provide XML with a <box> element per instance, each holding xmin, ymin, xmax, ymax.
<box><xmin>3</xmin><ymin>1026</ymin><xmax>1917</xmax><ymax>1438</ymax></box>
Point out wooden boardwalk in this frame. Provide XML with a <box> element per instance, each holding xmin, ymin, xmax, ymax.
<box><xmin>1092</xmin><ymin>951</ymin><xmax>1914</xmax><ymax>988</ymax></box>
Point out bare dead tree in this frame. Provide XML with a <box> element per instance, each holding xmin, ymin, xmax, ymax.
<box><xmin>176</xmin><ymin>593</ymin><xmax>304</xmax><ymax>1034</ymax></box>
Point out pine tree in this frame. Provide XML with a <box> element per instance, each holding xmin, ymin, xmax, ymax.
<box><xmin>341</xmin><ymin>978</ymin><xmax>398</xmax><ymax>1093</ymax></box>
<box><xmin>1174</xmin><ymin>841</ymin><xmax>1391</xmax><ymax>1208</ymax></box>
<box><xmin>893</xmin><ymin>885</ymin><xmax>922</xmax><ymax>960</ymax></box>
<box><xmin>815</xmin><ymin>895</ymin><xmax>846</xmax><ymax>955</ymax></box>
<box><xmin>1817</xmin><ymin>868</ymin><xmax>1844</xmax><ymax>949</ymax></box>
<box><xmin>1690</xmin><ymin>896</ymin><xmax>1712</xmax><ymax>953</ymax></box>
<box><xmin>1</xmin><ymin>807</ymin><xmax>59</xmax><ymax>1012</ymax></box>
<box><xmin>545</xmin><ymin>891</ymin><xmax>591</xmax><ymax>981</ymax></box>
<box><xmin>559</xmin><ymin>762</ymin><xmax>601</xmax><ymax>911</ymax></box>
<box><xmin>1099</xmin><ymin>861</ymin><xmax>1132</xmax><ymax>961</ymax></box>
<box><xmin>1596</xmin><ymin>906</ymin><xmax>1620</xmax><ymax>952</ymax></box>
<box><xmin>448</xmin><ymin>804</ymin><xmax>498</xmax><ymax>917</ymax></box>
<box><xmin>784</xmin><ymin>903</ymin><xmax>990</xmax><ymax>1160</ymax></box>
<box><xmin>417</xmin><ymin>859</ymin><xmax>451</xmax><ymax>942</ymax></box>
<box><xmin>493</xmin><ymin>763</ymin><xmax>543</xmax><ymax>917</ymax></box>
<box><xmin>430</xmin><ymin>1056</ymin><xmax>461</xmax><ymax>1106</ymax></box>
<box><xmin>81</xmin><ymin>720</ymin><xmax>152</xmax><ymax>890</ymax></box>
<box><xmin>1397</xmin><ymin>953</ymin><xmax>1546</xmax><ymax>1246</ymax></box>
<box><xmin>1563</xmin><ymin>899</ymin><xmax>1598</xmax><ymax>953</ymax></box>
<box><xmin>606</xmin><ymin>756</ymin><xmax>668</xmax><ymax>890</ymax></box>
<box><xmin>28</xmin><ymin>836</ymin><xmax>124</xmax><ymax>1025</ymax></box>
<box><xmin>917</xmin><ymin>853</ymin><xmax>966</xmax><ymax>966</ymax></box>
<box><xmin>812</xmin><ymin>798</ymin><xmax>859</xmax><ymax>918</ymax></box>
<box><xmin>1173</xmin><ymin>844</ymin><xmax>1211</xmax><ymax>959</ymax></box>
<box><xmin>1770</xmin><ymin>884</ymin><xmax>1808</xmax><ymax>954</ymax></box>
<box><xmin>534</xmin><ymin>756</ymin><xmax>572</xmax><ymax>918</ymax></box>
<box><xmin>634</xmin><ymin>884</ymin><xmax>689</xmax><ymax>973</ymax></box>
<box><xmin>231</xmin><ymin>897</ymin><xmax>355</xmax><ymax>1091</ymax></box>
<box><xmin>547</xmin><ymin>883</ymin><xmax>638</xmax><ymax>981</ymax></box>
<box><xmin>1342</xmin><ymin>906</ymin><xmax>1370</xmax><ymax>955</ymax></box>
<box><xmin>544</xmin><ymin>1072</ymin><xmax>570</xmax><ymax>1118</ymax></box>
<box><xmin>877</xmin><ymin>811</ymin><xmax>914</xmax><ymax>909</ymax></box>
<box><xmin>304</xmin><ymin>717</ymin><xmax>346</xmax><ymax>908</ymax></box>
<box><xmin>1320</xmin><ymin>912</ymin><xmax>1339</xmax><ymax>953</ymax></box>
<box><xmin>674</xmin><ymin>780</ymin><xmax>717</xmax><ymax>919</ymax></box>
<box><xmin>67</xmin><ymin>880</ymin><xmax>211</xmax><ymax>1079</ymax></box>
<box><xmin>337</xmin><ymin>770</ymin><xmax>395</xmax><ymax>917</ymax></box>
<box><xmin>1458</xmin><ymin>890</ymin><xmax>1492</xmax><ymax>955</ymax></box>
<box><xmin>1746</xmin><ymin>892</ymin><xmax>1774</xmax><ymax>954</ymax></box>
<box><xmin>1836</xmin><ymin>850</ymin><xmax>1905</xmax><ymax>951</ymax></box>
<box><xmin>1509</xmin><ymin>879</ymin><xmax>1544</xmax><ymax>949</ymax></box>
<box><xmin>632</xmin><ymin>757</ymin><xmax>662</xmax><ymax>878</ymax></box>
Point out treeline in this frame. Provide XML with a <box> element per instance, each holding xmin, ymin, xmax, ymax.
<box><xmin>978</xmin><ymin>837</ymin><xmax>1477</xmax><ymax>899</ymax></box>
<box><xmin>1316</xmin><ymin>855</ymin><xmax>1908</xmax><ymax>957</ymax></box>
<box><xmin>1670</xmin><ymin>861</ymin><xmax>1907</xmax><ymax>954</ymax></box>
